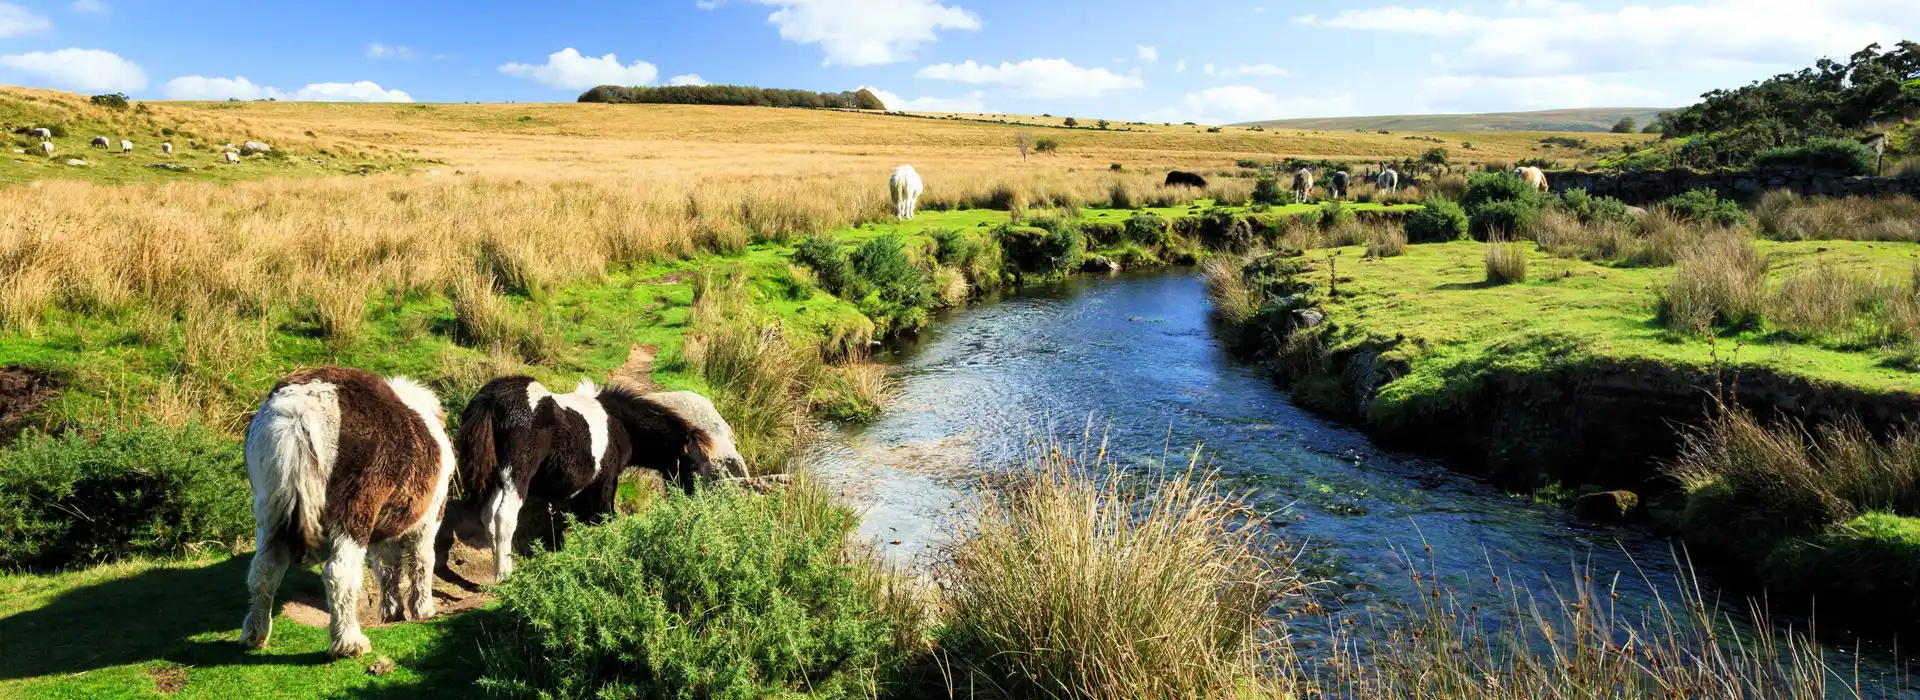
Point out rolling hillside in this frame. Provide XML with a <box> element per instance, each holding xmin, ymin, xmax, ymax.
<box><xmin>1238</xmin><ymin>108</ymin><xmax>1671</xmax><ymax>133</ymax></box>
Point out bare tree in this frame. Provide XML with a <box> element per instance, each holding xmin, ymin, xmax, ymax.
<box><xmin>1017</xmin><ymin>131</ymin><xmax>1035</xmax><ymax>162</ymax></box>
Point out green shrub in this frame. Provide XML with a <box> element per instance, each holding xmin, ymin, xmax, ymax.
<box><xmin>1122</xmin><ymin>211</ymin><xmax>1175</xmax><ymax>250</ymax></box>
<box><xmin>1751</xmin><ymin>137</ymin><xmax>1877</xmax><ymax>176</ymax></box>
<box><xmin>1315</xmin><ymin>200</ymin><xmax>1355</xmax><ymax>231</ymax></box>
<box><xmin>0</xmin><ymin>424</ymin><xmax>250</xmax><ymax>571</ymax></box>
<box><xmin>930</xmin><ymin>227</ymin><xmax>972</xmax><ymax>266</ymax></box>
<box><xmin>1034</xmin><ymin>137</ymin><xmax>1060</xmax><ymax>154</ymax></box>
<box><xmin>1404</xmin><ymin>198</ymin><xmax>1468</xmax><ymax>243</ymax></box>
<box><xmin>996</xmin><ymin>222</ymin><xmax>1084</xmax><ymax>278</ymax></box>
<box><xmin>1460</xmin><ymin>172</ymin><xmax>1545</xmax><ymax>211</ymax></box>
<box><xmin>89</xmin><ymin>92</ymin><xmax>131</xmax><ymax>110</ymax></box>
<box><xmin>1080</xmin><ymin>220</ymin><xmax>1123</xmax><ymax>248</ymax></box>
<box><xmin>1250</xmin><ymin>176</ymin><xmax>1288</xmax><ymax>206</ymax></box>
<box><xmin>479</xmin><ymin>486</ymin><xmax>923</xmax><ymax>699</ymax></box>
<box><xmin>1468</xmin><ymin>199</ymin><xmax>1543</xmax><ymax>240</ymax></box>
<box><xmin>1661</xmin><ymin>188</ymin><xmax>1750</xmax><ymax>227</ymax></box>
<box><xmin>848</xmin><ymin>235</ymin><xmax>935</xmax><ymax>334</ymax></box>
<box><xmin>1556</xmin><ymin>188</ymin><xmax>1636</xmax><ymax>228</ymax></box>
<box><xmin>791</xmin><ymin>237</ymin><xmax>853</xmax><ymax>296</ymax></box>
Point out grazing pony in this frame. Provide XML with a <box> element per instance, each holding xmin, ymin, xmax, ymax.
<box><xmin>239</xmin><ymin>367</ymin><xmax>455</xmax><ymax>659</ymax></box>
<box><xmin>1329</xmin><ymin>171</ymin><xmax>1350</xmax><ymax>200</ymax></box>
<box><xmin>1376</xmin><ymin>169</ymin><xmax>1399</xmax><ymax>193</ymax></box>
<box><xmin>1163</xmin><ymin>170</ymin><xmax>1208</xmax><ymax>189</ymax></box>
<box><xmin>451</xmin><ymin>377</ymin><xmax>717</xmax><ymax>578</ymax></box>
<box><xmin>90</xmin><ymin>136</ymin><xmax>109</xmax><ymax>149</ymax></box>
<box><xmin>646</xmin><ymin>390</ymin><xmax>749</xmax><ymax>479</ymax></box>
<box><xmin>890</xmin><ymin>165</ymin><xmax>924</xmax><ymax>220</ymax></box>
<box><xmin>1292</xmin><ymin>169</ymin><xmax>1314</xmax><ymax>203</ymax></box>
<box><xmin>1514</xmin><ymin>166</ymin><xmax>1549</xmax><ymax>193</ymax></box>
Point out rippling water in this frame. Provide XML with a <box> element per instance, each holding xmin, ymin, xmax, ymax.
<box><xmin>808</xmin><ymin>269</ymin><xmax>1913</xmax><ymax>694</ymax></box>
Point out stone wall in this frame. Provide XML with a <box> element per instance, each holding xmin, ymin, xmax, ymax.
<box><xmin>1548</xmin><ymin>168</ymin><xmax>1920</xmax><ymax>204</ymax></box>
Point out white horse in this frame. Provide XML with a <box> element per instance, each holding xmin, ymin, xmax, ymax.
<box><xmin>1376</xmin><ymin>169</ymin><xmax>1399</xmax><ymax>193</ymax></box>
<box><xmin>890</xmin><ymin>165</ymin><xmax>924</xmax><ymax>220</ymax></box>
<box><xmin>1514</xmin><ymin>166</ymin><xmax>1549</xmax><ymax>193</ymax></box>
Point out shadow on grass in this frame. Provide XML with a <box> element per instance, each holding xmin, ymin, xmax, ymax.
<box><xmin>333</xmin><ymin>608</ymin><xmax>495</xmax><ymax>700</ymax></box>
<box><xmin>0</xmin><ymin>556</ymin><xmax>332</xmax><ymax>680</ymax></box>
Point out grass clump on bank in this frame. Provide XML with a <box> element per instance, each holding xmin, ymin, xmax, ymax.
<box><xmin>478</xmin><ymin>482</ymin><xmax>928</xmax><ymax>699</ymax></box>
<box><xmin>937</xmin><ymin>436</ymin><xmax>1295</xmax><ymax>699</ymax></box>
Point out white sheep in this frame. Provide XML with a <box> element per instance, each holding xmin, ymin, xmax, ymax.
<box><xmin>39</xmin><ymin>141</ymin><xmax>54</xmax><ymax>157</ymax></box>
<box><xmin>120</xmin><ymin>140</ymin><xmax>132</xmax><ymax>154</ymax></box>
<box><xmin>224</xmin><ymin>151</ymin><xmax>240</xmax><ymax>163</ymax></box>
<box><xmin>161</xmin><ymin>141</ymin><xmax>173</xmax><ymax>155</ymax></box>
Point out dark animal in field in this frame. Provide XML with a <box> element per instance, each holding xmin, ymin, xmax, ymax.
<box><xmin>1292</xmin><ymin>169</ymin><xmax>1314</xmax><ymax>202</ymax></box>
<box><xmin>449</xmin><ymin>377</ymin><xmax>717</xmax><ymax>578</ymax></box>
<box><xmin>89</xmin><ymin>135</ymin><xmax>108</xmax><ymax>149</ymax></box>
<box><xmin>1164</xmin><ymin>170</ymin><xmax>1208</xmax><ymax>188</ymax></box>
<box><xmin>238</xmin><ymin>367</ymin><xmax>456</xmax><ymax>659</ymax></box>
<box><xmin>1330</xmin><ymin>171</ymin><xmax>1350</xmax><ymax>200</ymax></box>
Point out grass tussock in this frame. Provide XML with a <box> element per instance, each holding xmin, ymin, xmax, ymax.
<box><xmin>1484</xmin><ymin>235</ymin><xmax>1529</xmax><ymax>285</ymax></box>
<box><xmin>1670</xmin><ymin>407</ymin><xmax>1920</xmax><ymax>529</ymax></box>
<box><xmin>1757</xmin><ymin>191</ymin><xmax>1920</xmax><ymax>242</ymax></box>
<box><xmin>684</xmin><ymin>271</ymin><xmax>818</xmax><ymax>473</ymax></box>
<box><xmin>1365</xmin><ymin>224</ymin><xmax>1408</xmax><ymax>258</ymax></box>
<box><xmin>1657</xmin><ymin>231</ymin><xmax>1767</xmax><ymax>334</ymax></box>
<box><xmin>937</xmin><ymin>434</ymin><xmax>1295</xmax><ymax>699</ymax></box>
<box><xmin>1202</xmin><ymin>253</ymin><xmax>1259</xmax><ymax>325</ymax></box>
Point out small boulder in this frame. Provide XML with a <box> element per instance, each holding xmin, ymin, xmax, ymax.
<box><xmin>1289</xmin><ymin>308</ymin><xmax>1325</xmax><ymax>330</ymax></box>
<box><xmin>1082</xmin><ymin>255</ymin><xmax>1121</xmax><ymax>274</ymax></box>
<box><xmin>1574</xmin><ymin>490</ymin><xmax>1640</xmax><ymax>523</ymax></box>
<box><xmin>64</xmin><ymin>158</ymin><xmax>88</xmax><ymax>166</ymax></box>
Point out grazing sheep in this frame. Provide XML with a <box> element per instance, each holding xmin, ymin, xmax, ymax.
<box><xmin>39</xmin><ymin>141</ymin><xmax>54</xmax><ymax>157</ymax></box>
<box><xmin>120</xmin><ymin>140</ymin><xmax>132</xmax><ymax>154</ymax></box>
<box><xmin>224</xmin><ymin>151</ymin><xmax>240</xmax><ymax>163</ymax></box>
<box><xmin>889</xmin><ymin>164</ymin><xmax>924</xmax><ymax>220</ymax></box>
<box><xmin>1163</xmin><ymin>170</ymin><xmax>1208</xmax><ymax>188</ymax></box>
<box><xmin>1376</xmin><ymin>169</ymin><xmax>1399</xmax><ymax>193</ymax></box>
<box><xmin>238</xmin><ymin>367</ymin><xmax>455</xmax><ymax>658</ymax></box>
<box><xmin>161</xmin><ymin>141</ymin><xmax>173</xmax><ymax>155</ymax></box>
<box><xmin>1329</xmin><ymin>171</ymin><xmax>1350</xmax><ymax>200</ymax></box>
<box><xmin>1514</xmin><ymin>166</ymin><xmax>1549</xmax><ymax>193</ymax></box>
<box><xmin>27</xmin><ymin>127</ymin><xmax>50</xmax><ymax>139</ymax></box>
<box><xmin>90</xmin><ymin>136</ymin><xmax>109</xmax><ymax>149</ymax></box>
<box><xmin>1292</xmin><ymin>169</ymin><xmax>1314</xmax><ymax>203</ymax></box>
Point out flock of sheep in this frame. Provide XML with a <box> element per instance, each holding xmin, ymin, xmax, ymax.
<box><xmin>18</xmin><ymin>125</ymin><xmax>270</xmax><ymax>165</ymax></box>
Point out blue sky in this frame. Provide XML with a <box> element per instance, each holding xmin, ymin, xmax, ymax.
<box><xmin>0</xmin><ymin>0</ymin><xmax>1914</xmax><ymax>123</ymax></box>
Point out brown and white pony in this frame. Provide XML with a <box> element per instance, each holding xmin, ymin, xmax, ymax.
<box><xmin>449</xmin><ymin>376</ymin><xmax>716</xmax><ymax>578</ymax></box>
<box><xmin>1515</xmin><ymin>166</ymin><xmax>1549</xmax><ymax>193</ymax></box>
<box><xmin>238</xmin><ymin>367</ymin><xmax>455</xmax><ymax>659</ymax></box>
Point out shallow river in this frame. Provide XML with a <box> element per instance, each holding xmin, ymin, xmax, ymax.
<box><xmin>808</xmin><ymin>270</ymin><xmax>1912</xmax><ymax>694</ymax></box>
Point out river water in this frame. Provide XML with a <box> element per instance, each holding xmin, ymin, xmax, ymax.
<box><xmin>808</xmin><ymin>270</ymin><xmax>1913</xmax><ymax>694</ymax></box>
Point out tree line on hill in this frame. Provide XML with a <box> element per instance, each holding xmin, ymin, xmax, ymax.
<box><xmin>577</xmin><ymin>84</ymin><xmax>887</xmax><ymax>110</ymax></box>
<box><xmin>1626</xmin><ymin>41</ymin><xmax>1919</xmax><ymax>173</ymax></box>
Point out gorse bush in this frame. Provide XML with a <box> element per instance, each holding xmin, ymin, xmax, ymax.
<box><xmin>1250</xmin><ymin>176</ymin><xmax>1287</xmax><ymax>206</ymax></box>
<box><xmin>1662</xmin><ymin>188</ymin><xmax>1750</xmax><ymax>227</ymax></box>
<box><xmin>1555</xmin><ymin>188</ymin><xmax>1636</xmax><ymax>228</ymax></box>
<box><xmin>478</xmin><ymin>484</ymin><xmax>924</xmax><ymax>699</ymax></box>
<box><xmin>1752</xmin><ymin>137</ymin><xmax>1877</xmax><ymax>176</ymax></box>
<box><xmin>929</xmin><ymin>227</ymin><xmax>973</xmax><ymax>265</ymax></box>
<box><xmin>1460</xmin><ymin>172</ymin><xmax>1545</xmax><ymax>211</ymax></box>
<box><xmin>1404</xmin><ymin>197</ymin><xmax>1468</xmax><ymax>243</ymax></box>
<box><xmin>997</xmin><ymin>219</ymin><xmax>1086</xmax><ymax>279</ymax></box>
<box><xmin>0</xmin><ymin>423</ymin><xmax>250</xmax><ymax>570</ymax></box>
<box><xmin>847</xmin><ymin>235</ymin><xmax>935</xmax><ymax>335</ymax></box>
<box><xmin>791</xmin><ymin>237</ymin><xmax>854</xmax><ymax>297</ymax></box>
<box><xmin>1469</xmin><ymin>199</ymin><xmax>1543</xmax><ymax>240</ymax></box>
<box><xmin>1315</xmin><ymin>199</ymin><xmax>1355</xmax><ymax>231</ymax></box>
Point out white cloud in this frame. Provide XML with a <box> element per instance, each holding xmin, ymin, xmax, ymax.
<box><xmin>366</xmin><ymin>42</ymin><xmax>415</xmax><ymax>60</ymax></box>
<box><xmin>499</xmin><ymin>48</ymin><xmax>659</xmax><ymax>90</ymax></box>
<box><xmin>1416</xmin><ymin>75</ymin><xmax>1664</xmax><ymax>113</ymax></box>
<box><xmin>162</xmin><ymin>75</ymin><xmax>282</xmax><ymax>100</ymax></box>
<box><xmin>1144</xmin><ymin>85</ymin><xmax>1355</xmax><ymax>125</ymax></box>
<box><xmin>859</xmin><ymin>85</ymin><xmax>987</xmax><ymax>112</ymax></box>
<box><xmin>0</xmin><ymin>2</ymin><xmax>51</xmax><ymax>37</ymax></box>
<box><xmin>668</xmin><ymin>73</ymin><xmax>709</xmax><ymax>86</ymax></box>
<box><xmin>289</xmin><ymin>81</ymin><xmax>413</xmax><ymax>102</ymax></box>
<box><xmin>1203</xmin><ymin>63</ymin><xmax>1215</xmax><ymax>77</ymax></box>
<box><xmin>727</xmin><ymin>0</ymin><xmax>980</xmax><ymax>67</ymax></box>
<box><xmin>70</xmin><ymin>0</ymin><xmax>105</xmax><ymax>14</ymax></box>
<box><xmin>1136</xmin><ymin>45</ymin><xmax>1158</xmax><ymax>64</ymax></box>
<box><xmin>1297</xmin><ymin>0</ymin><xmax>1912</xmax><ymax>77</ymax></box>
<box><xmin>1219</xmin><ymin>63</ymin><xmax>1290</xmax><ymax>78</ymax></box>
<box><xmin>915</xmin><ymin>58</ymin><xmax>1143</xmax><ymax>99</ymax></box>
<box><xmin>1174</xmin><ymin>59</ymin><xmax>1187</xmax><ymax>74</ymax></box>
<box><xmin>0</xmin><ymin>48</ymin><xmax>144</xmax><ymax>92</ymax></box>
<box><xmin>161</xmin><ymin>76</ymin><xmax>413</xmax><ymax>102</ymax></box>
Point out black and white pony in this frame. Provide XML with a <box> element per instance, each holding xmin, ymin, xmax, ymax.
<box><xmin>450</xmin><ymin>377</ymin><xmax>717</xmax><ymax>578</ymax></box>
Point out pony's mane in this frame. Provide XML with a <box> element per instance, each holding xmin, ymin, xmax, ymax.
<box><xmin>598</xmin><ymin>383</ymin><xmax>717</xmax><ymax>457</ymax></box>
<box><xmin>570</xmin><ymin>378</ymin><xmax>599</xmax><ymax>397</ymax></box>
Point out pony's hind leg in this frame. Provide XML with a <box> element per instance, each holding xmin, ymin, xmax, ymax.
<box><xmin>369</xmin><ymin>539</ymin><xmax>405</xmax><ymax>623</ymax></box>
<box><xmin>322</xmin><ymin>534</ymin><xmax>373</xmax><ymax>658</ymax></box>
<box><xmin>238</xmin><ymin>525</ymin><xmax>290</xmax><ymax>649</ymax></box>
<box><xmin>402</xmin><ymin>519</ymin><xmax>438</xmax><ymax>620</ymax></box>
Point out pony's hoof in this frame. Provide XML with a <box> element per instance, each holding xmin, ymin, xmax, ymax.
<box><xmin>329</xmin><ymin>632</ymin><xmax>373</xmax><ymax>659</ymax></box>
<box><xmin>238</xmin><ymin>615</ymin><xmax>271</xmax><ymax>649</ymax></box>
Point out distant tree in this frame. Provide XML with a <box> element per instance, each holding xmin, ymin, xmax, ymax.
<box><xmin>1017</xmin><ymin>131</ymin><xmax>1035</xmax><ymax>161</ymax></box>
<box><xmin>1063</xmin><ymin>117</ymin><xmax>1079</xmax><ymax>127</ymax></box>
<box><xmin>1034</xmin><ymin>137</ymin><xmax>1060</xmax><ymax>154</ymax></box>
<box><xmin>1611</xmin><ymin>117</ymin><xmax>1638</xmax><ymax>133</ymax></box>
<box><xmin>1422</xmin><ymin>147</ymin><xmax>1450</xmax><ymax>166</ymax></box>
<box><xmin>89</xmin><ymin>93</ymin><xmax>130</xmax><ymax>110</ymax></box>
<box><xmin>1641</xmin><ymin>121</ymin><xmax>1665</xmax><ymax>134</ymax></box>
<box><xmin>1095</xmin><ymin>119</ymin><xmax>1109</xmax><ymax>130</ymax></box>
<box><xmin>852</xmin><ymin>88</ymin><xmax>886</xmax><ymax>110</ymax></box>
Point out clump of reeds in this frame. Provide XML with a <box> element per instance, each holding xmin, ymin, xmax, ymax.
<box><xmin>1484</xmin><ymin>234</ymin><xmax>1528</xmax><ymax>285</ymax></box>
<box><xmin>1656</xmin><ymin>231</ymin><xmax>1767</xmax><ymax>333</ymax></box>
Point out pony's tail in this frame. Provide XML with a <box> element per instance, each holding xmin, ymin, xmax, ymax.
<box><xmin>245</xmin><ymin>383</ymin><xmax>337</xmax><ymax>553</ymax></box>
<box><xmin>453</xmin><ymin>389</ymin><xmax>498</xmax><ymax>505</ymax></box>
